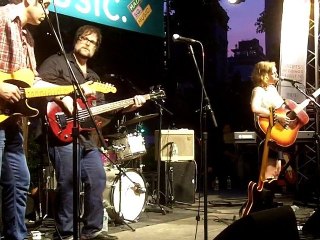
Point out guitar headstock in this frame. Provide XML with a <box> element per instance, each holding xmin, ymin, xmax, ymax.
<box><xmin>90</xmin><ymin>82</ymin><xmax>117</xmax><ymax>94</ymax></box>
<box><xmin>150</xmin><ymin>87</ymin><xmax>166</xmax><ymax>101</ymax></box>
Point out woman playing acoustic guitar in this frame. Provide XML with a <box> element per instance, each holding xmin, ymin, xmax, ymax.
<box><xmin>240</xmin><ymin>61</ymin><xmax>292</xmax><ymax>217</ymax></box>
<box><xmin>250</xmin><ymin>61</ymin><xmax>290</xmax><ymax>180</ymax></box>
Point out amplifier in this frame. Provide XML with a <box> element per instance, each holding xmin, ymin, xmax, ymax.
<box><xmin>155</xmin><ymin>129</ymin><xmax>195</xmax><ymax>161</ymax></box>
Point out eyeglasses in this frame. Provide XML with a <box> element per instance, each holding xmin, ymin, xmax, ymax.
<box><xmin>78</xmin><ymin>36</ymin><xmax>98</xmax><ymax>46</ymax></box>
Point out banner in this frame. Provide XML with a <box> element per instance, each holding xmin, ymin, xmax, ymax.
<box><xmin>49</xmin><ymin>0</ymin><xmax>164</xmax><ymax>37</ymax></box>
<box><xmin>279</xmin><ymin>0</ymin><xmax>310</xmax><ymax>103</ymax></box>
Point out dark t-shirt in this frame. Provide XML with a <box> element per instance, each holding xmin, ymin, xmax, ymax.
<box><xmin>36</xmin><ymin>52</ymin><xmax>105</xmax><ymax>150</ymax></box>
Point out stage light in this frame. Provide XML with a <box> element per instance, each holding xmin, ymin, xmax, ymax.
<box><xmin>228</xmin><ymin>0</ymin><xmax>245</xmax><ymax>4</ymax></box>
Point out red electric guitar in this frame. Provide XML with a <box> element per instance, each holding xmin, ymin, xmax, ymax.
<box><xmin>258</xmin><ymin>88</ymin><xmax>320</xmax><ymax>147</ymax></box>
<box><xmin>241</xmin><ymin>107</ymin><xmax>275</xmax><ymax>217</ymax></box>
<box><xmin>46</xmin><ymin>89</ymin><xmax>166</xmax><ymax>143</ymax></box>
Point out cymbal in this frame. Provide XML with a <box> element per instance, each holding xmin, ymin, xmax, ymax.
<box><xmin>104</xmin><ymin>132</ymin><xmax>126</xmax><ymax>139</ymax></box>
<box><xmin>124</xmin><ymin>113</ymin><xmax>159</xmax><ymax>126</ymax></box>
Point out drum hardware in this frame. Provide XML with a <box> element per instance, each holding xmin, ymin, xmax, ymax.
<box><xmin>123</xmin><ymin>113</ymin><xmax>159</xmax><ymax>126</ymax></box>
<box><xmin>112</xmin><ymin>144</ymin><xmax>126</xmax><ymax>152</ymax></box>
<box><xmin>148</xmin><ymin>90</ymin><xmax>173</xmax><ymax>215</ymax></box>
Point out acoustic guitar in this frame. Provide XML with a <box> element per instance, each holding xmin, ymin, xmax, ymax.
<box><xmin>241</xmin><ymin>107</ymin><xmax>275</xmax><ymax>217</ymax></box>
<box><xmin>258</xmin><ymin>87</ymin><xmax>320</xmax><ymax>147</ymax></box>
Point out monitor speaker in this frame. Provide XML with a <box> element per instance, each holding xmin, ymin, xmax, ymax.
<box><xmin>214</xmin><ymin>206</ymin><xmax>299</xmax><ymax>240</ymax></box>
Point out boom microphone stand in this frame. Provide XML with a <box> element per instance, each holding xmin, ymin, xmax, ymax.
<box><xmin>290</xmin><ymin>82</ymin><xmax>320</xmax><ymax>205</ymax></box>
<box><xmin>186</xmin><ymin>41</ymin><xmax>217</xmax><ymax>240</ymax></box>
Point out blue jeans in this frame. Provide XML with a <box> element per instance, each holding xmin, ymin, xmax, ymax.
<box><xmin>48</xmin><ymin>143</ymin><xmax>106</xmax><ymax>237</ymax></box>
<box><xmin>0</xmin><ymin>124</ymin><xmax>30</xmax><ymax>240</ymax></box>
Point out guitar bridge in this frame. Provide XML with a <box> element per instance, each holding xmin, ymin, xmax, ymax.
<box><xmin>56</xmin><ymin>112</ymin><xmax>67</xmax><ymax>129</ymax></box>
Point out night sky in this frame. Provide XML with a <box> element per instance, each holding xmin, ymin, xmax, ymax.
<box><xmin>220</xmin><ymin>0</ymin><xmax>265</xmax><ymax>56</ymax></box>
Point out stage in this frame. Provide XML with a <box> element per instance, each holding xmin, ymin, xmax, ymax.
<box><xmin>27</xmin><ymin>189</ymin><xmax>320</xmax><ymax>240</ymax></box>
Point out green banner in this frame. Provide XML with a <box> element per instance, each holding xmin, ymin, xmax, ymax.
<box><xmin>49</xmin><ymin>0</ymin><xmax>164</xmax><ymax>37</ymax></box>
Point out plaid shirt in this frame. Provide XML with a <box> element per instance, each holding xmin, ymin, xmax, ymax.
<box><xmin>0</xmin><ymin>4</ymin><xmax>37</xmax><ymax>74</ymax></box>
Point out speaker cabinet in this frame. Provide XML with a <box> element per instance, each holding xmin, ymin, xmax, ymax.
<box><xmin>303</xmin><ymin>208</ymin><xmax>320</xmax><ymax>235</ymax></box>
<box><xmin>172</xmin><ymin>161</ymin><xmax>196</xmax><ymax>204</ymax></box>
<box><xmin>214</xmin><ymin>206</ymin><xmax>299</xmax><ymax>240</ymax></box>
<box><xmin>155</xmin><ymin>129</ymin><xmax>194</xmax><ymax>161</ymax></box>
<box><xmin>160</xmin><ymin>161</ymin><xmax>196</xmax><ymax>205</ymax></box>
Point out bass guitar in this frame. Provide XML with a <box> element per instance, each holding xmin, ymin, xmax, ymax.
<box><xmin>0</xmin><ymin>69</ymin><xmax>117</xmax><ymax>123</ymax></box>
<box><xmin>46</xmin><ymin>89</ymin><xmax>166</xmax><ymax>143</ymax></box>
<box><xmin>258</xmin><ymin>87</ymin><xmax>320</xmax><ymax>147</ymax></box>
<box><xmin>241</xmin><ymin>107</ymin><xmax>275</xmax><ymax>217</ymax></box>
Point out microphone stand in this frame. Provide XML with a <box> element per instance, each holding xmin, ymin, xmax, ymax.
<box><xmin>187</xmin><ymin>43</ymin><xmax>217</xmax><ymax>240</ymax></box>
<box><xmin>291</xmin><ymin>83</ymin><xmax>320</xmax><ymax>205</ymax></box>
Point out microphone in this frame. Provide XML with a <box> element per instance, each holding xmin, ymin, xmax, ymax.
<box><xmin>172</xmin><ymin>34</ymin><xmax>198</xmax><ymax>43</ymax></box>
<box><xmin>279</xmin><ymin>77</ymin><xmax>302</xmax><ymax>85</ymax></box>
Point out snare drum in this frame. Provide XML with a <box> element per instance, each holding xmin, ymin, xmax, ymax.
<box><xmin>103</xmin><ymin>167</ymin><xmax>147</xmax><ymax>223</ymax></box>
<box><xmin>112</xmin><ymin>132</ymin><xmax>146</xmax><ymax>161</ymax></box>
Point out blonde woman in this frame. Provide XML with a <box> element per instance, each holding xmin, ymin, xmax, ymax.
<box><xmin>250</xmin><ymin>61</ymin><xmax>289</xmax><ymax>180</ymax></box>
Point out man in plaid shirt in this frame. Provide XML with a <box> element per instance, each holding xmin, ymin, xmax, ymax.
<box><xmin>0</xmin><ymin>0</ymin><xmax>51</xmax><ymax>239</ymax></box>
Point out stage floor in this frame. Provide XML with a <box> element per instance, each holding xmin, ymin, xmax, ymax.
<box><xmin>27</xmin><ymin>189</ymin><xmax>320</xmax><ymax>240</ymax></box>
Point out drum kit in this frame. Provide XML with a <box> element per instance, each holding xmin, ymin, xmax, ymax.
<box><xmin>101</xmin><ymin>112</ymin><xmax>158</xmax><ymax>224</ymax></box>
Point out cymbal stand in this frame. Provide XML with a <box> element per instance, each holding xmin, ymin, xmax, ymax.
<box><xmin>147</xmin><ymin>97</ymin><xmax>173</xmax><ymax>213</ymax></box>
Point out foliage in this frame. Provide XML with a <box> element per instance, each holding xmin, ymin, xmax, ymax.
<box><xmin>255</xmin><ymin>11</ymin><xmax>266</xmax><ymax>33</ymax></box>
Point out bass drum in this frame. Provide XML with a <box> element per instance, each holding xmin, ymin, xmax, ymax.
<box><xmin>103</xmin><ymin>167</ymin><xmax>147</xmax><ymax>223</ymax></box>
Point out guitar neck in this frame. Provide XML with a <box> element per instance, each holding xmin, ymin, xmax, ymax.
<box><xmin>83</xmin><ymin>94</ymin><xmax>151</xmax><ymax>116</ymax></box>
<box><xmin>22</xmin><ymin>82</ymin><xmax>117</xmax><ymax>99</ymax></box>
<box><xmin>259</xmin><ymin>136</ymin><xmax>270</xmax><ymax>183</ymax></box>
<box><xmin>259</xmin><ymin>107</ymin><xmax>274</xmax><ymax>183</ymax></box>
<box><xmin>23</xmin><ymin>86</ymin><xmax>76</xmax><ymax>98</ymax></box>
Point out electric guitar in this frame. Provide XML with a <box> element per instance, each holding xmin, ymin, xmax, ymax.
<box><xmin>0</xmin><ymin>69</ymin><xmax>117</xmax><ymax>123</ymax></box>
<box><xmin>241</xmin><ymin>107</ymin><xmax>275</xmax><ymax>217</ymax></box>
<box><xmin>258</xmin><ymin>87</ymin><xmax>320</xmax><ymax>147</ymax></box>
<box><xmin>46</xmin><ymin>89</ymin><xmax>166</xmax><ymax>143</ymax></box>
